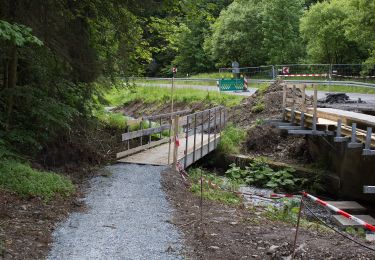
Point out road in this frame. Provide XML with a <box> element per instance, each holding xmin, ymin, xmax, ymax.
<box><xmin>137</xmin><ymin>83</ymin><xmax>375</xmax><ymax>104</ymax></box>
<box><xmin>48</xmin><ymin>164</ymin><xmax>183</xmax><ymax>260</ymax></box>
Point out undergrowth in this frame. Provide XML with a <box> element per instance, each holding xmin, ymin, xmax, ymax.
<box><xmin>217</xmin><ymin>123</ymin><xmax>247</xmax><ymax>154</ymax></box>
<box><xmin>0</xmin><ymin>160</ymin><xmax>75</xmax><ymax>201</ymax></box>
<box><xmin>188</xmin><ymin>168</ymin><xmax>241</xmax><ymax>205</ymax></box>
<box><xmin>105</xmin><ymin>86</ymin><xmax>244</xmax><ymax>108</ymax></box>
<box><xmin>225</xmin><ymin>158</ymin><xmax>312</xmax><ymax>193</ymax></box>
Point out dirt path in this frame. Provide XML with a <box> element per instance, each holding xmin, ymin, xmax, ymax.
<box><xmin>48</xmin><ymin>164</ymin><xmax>184</xmax><ymax>259</ymax></box>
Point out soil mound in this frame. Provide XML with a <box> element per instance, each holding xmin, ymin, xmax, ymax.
<box><xmin>245</xmin><ymin>125</ymin><xmax>309</xmax><ymax>162</ymax></box>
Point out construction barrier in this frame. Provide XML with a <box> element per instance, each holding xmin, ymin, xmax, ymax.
<box><xmin>302</xmin><ymin>192</ymin><xmax>375</xmax><ymax>232</ymax></box>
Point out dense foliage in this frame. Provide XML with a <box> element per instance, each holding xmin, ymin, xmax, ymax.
<box><xmin>0</xmin><ymin>0</ymin><xmax>374</xmax><ymax>162</ymax></box>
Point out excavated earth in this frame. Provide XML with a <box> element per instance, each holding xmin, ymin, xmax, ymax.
<box><xmin>162</xmin><ymin>168</ymin><xmax>375</xmax><ymax>259</ymax></box>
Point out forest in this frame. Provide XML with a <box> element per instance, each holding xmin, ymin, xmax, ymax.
<box><xmin>0</xmin><ymin>0</ymin><xmax>374</xmax><ymax>171</ymax></box>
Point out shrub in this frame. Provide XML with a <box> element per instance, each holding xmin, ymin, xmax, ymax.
<box><xmin>0</xmin><ymin>160</ymin><xmax>75</xmax><ymax>201</ymax></box>
<box><xmin>218</xmin><ymin>124</ymin><xmax>246</xmax><ymax>154</ymax></box>
<box><xmin>225</xmin><ymin>159</ymin><xmax>308</xmax><ymax>192</ymax></box>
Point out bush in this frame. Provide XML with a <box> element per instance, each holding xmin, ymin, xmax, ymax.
<box><xmin>225</xmin><ymin>159</ymin><xmax>308</xmax><ymax>192</ymax></box>
<box><xmin>0</xmin><ymin>160</ymin><xmax>75</xmax><ymax>201</ymax></box>
<box><xmin>218</xmin><ymin>124</ymin><xmax>246</xmax><ymax>154</ymax></box>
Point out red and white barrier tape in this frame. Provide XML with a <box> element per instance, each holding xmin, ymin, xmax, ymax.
<box><xmin>302</xmin><ymin>192</ymin><xmax>375</xmax><ymax>232</ymax></box>
<box><xmin>281</xmin><ymin>74</ymin><xmax>327</xmax><ymax>77</ymax></box>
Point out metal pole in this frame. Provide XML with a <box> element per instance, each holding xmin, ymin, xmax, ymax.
<box><xmin>200</xmin><ymin>169</ymin><xmax>203</xmax><ymax>222</ymax></box>
<box><xmin>193</xmin><ymin>114</ymin><xmax>197</xmax><ymax>163</ymax></box>
<box><xmin>172</xmin><ymin>115</ymin><xmax>179</xmax><ymax>170</ymax></box>
<box><xmin>148</xmin><ymin>119</ymin><xmax>152</xmax><ymax>144</ymax></box>
<box><xmin>292</xmin><ymin>196</ymin><xmax>304</xmax><ymax>259</ymax></box>
<box><xmin>208</xmin><ymin>109</ymin><xmax>211</xmax><ymax>152</ymax></box>
<box><xmin>282</xmin><ymin>85</ymin><xmax>287</xmax><ymax>121</ymax></box>
<box><xmin>184</xmin><ymin>116</ymin><xmax>189</xmax><ymax>169</ymax></box>
<box><xmin>159</xmin><ymin>118</ymin><xmax>162</xmax><ymax>139</ymax></box>
<box><xmin>201</xmin><ymin>112</ymin><xmax>204</xmax><ymax>158</ymax></box>
<box><xmin>140</xmin><ymin>120</ymin><xmax>143</xmax><ymax>146</ymax></box>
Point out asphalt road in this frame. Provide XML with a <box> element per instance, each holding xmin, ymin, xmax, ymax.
<box><xmin>48</xmin><ymin>164</ymin><xmax>183</xmax><ymax>260</ymax></box>
<box><xmin>138</xmin><ymin>83</ymin><xmax>375</xmax><ymax>104</ymax></box>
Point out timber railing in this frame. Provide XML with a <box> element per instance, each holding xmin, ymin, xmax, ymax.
<box><xmin>116</xmin><ymin>109</ymin><xmax>191</xmax><ymax>159</ymax></box>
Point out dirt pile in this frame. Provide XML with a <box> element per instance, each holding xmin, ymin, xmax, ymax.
<box><xmin>230</xmin><ymin>79</ymin><xmax>312</xmax><ymax>127</ymax></box>
<box><xmin>245</xmin><ymin>125</ymin><xmax>310</xmax><ymax>163</ymax></box>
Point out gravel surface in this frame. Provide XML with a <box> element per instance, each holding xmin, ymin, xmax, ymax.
<box><xmin>48</xmin><ymin>164</ymin><xmax>183</xmax><ymax>260</ymax></box>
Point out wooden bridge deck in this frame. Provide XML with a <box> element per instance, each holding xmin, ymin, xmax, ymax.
<box><xmin>118</xmin><ymin>133</ymin><xmax>220</xmax><ymax>167</ymax></box>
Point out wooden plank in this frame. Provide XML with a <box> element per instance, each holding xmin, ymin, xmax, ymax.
<box><xmin>116</xmin><ymin>138</ymin><xmax>169</xmax><ymax>159</ymax></box>
<box><xmin>121</xmin><ymin>124</ymin><xmax>170</xmax><ymax>141</ymax></box>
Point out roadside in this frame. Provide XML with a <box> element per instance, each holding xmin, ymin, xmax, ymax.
<box><xmin>136</xmin><ymin>83</ymin><xmax>375</xmax><ymax>104</ymax></box>
<box><xmin>161</xmin><ymin>168</ymin><xmax>375</xmax><ymax>259</ymax></box>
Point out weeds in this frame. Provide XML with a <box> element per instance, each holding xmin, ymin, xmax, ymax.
<box><xmin>217</xmin><ymin>124</ymin><xmax>246</xmax><ymax>154</ymax></box>
<box><xmin>188</xmin><ymin>168</ymin><xmax>241</xmax><ymax>205</ymax></box>
<box><xmin>225</xmin><ymin>159</ymin><xmax>308</xmax><ymax>192</ymax></box>
<box><xmin>251</xmin><ymin>101</ymin><xmax>265</xmax><ymax>113</ymax></box>
<box><xmin>105</xmin><ymin>86</ymin><xmax>244</xmax><ymax>108</ymax></box>
<box><xmin>0</xmin><ymin>160</ymin><xmax>75</xmax><ymax>201</ymax></box>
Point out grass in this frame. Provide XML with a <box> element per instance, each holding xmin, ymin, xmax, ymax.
<box><xmin>190</xmin><ymin>72</ymin><xmax>232</xmax><ymax>79</ymax></box>
<box><xmin>218</xmin><ymin>123</ymin><xmax>247</xmax><ymax>154</ymax></box>
<box><xmin>0</xmin><ymin>160</ymin><xmax>75</xmax><ymax>201</ymax></box>
<box><xmin>94</xmin><ymin>109</ymin><xmax>128</xmax><ymax>129</ymax></box>
<box><xmin>188</xmin><ymin>168</ymin><xmax>241</xmax><ymax>205</ymax></box>
<box><xmin>105</xmin><ymin>86</ymin><xmax>245</xmax><ymax>108</ymax></box>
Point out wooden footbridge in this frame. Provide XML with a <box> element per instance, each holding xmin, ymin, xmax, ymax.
<box><xmin>116</xmin><ymin>107</ymin><xmax>227</xmax><ymax>169</ymax></box>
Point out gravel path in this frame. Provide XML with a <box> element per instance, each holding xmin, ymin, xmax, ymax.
<box><xmin>48</xmin><ymin>164</ymin><xmax>183</xmax><ymax>260</ymax></box>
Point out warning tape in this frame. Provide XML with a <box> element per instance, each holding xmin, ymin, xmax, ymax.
<box><xmin>302</xmin><ymin>192</ymin><xmax>375</xmax><ymax>232</ymax></box>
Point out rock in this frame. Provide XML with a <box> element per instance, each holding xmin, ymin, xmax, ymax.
<box><xmin>210</xmin><ymin>233</ymin><xmax>218</xmax><ymax>237</ymax></box>
<box><xmin>208</xmin><ymin>246</ymin><xmax>220</xmax><ymax>251</ymax></box>
<box><xmin>251</xmin><ymin>255</ymin><xmax>258</xmax><ymax>258</ymax></box>
<box><xmin>229</xmin><ymin>221</ymin><xmax>238</xmax><ymax>225</ymax></box>
<box><xmin>20</xmin><ymin>205</ymin><xmax>27</xmax><ymax>211</ymax></box>
<box><xmin>267</xmin><ymin>245</ymin><xmax>280</xmax><ymax>255</ymax></box>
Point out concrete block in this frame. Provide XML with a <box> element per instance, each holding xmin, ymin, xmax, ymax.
<box><xmin>333</xmin><ymin>215</ymin><xmax>375</xmax><ymax>228</ymax></box>
<box><xmin>326</xmin><ymin>201</ymin><xmax>367</xmax><ymax>214</ymax></box>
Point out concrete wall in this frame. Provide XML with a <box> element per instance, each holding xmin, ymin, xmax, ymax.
<box><xmin>307</xmin><ymin>136</ymin><xmax>375</xmax><ymax>203</ymax></box>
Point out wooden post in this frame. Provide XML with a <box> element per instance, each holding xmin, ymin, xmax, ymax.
<box><xmin>172</xmin><ymin>115</ymin><xmax>179</xmax><ymax>169</ymax></box>
<box><xmin>201</xmin><ymin>112</ymin><xmax>204</xmax><ymax>158</ymax></box>
<box><xmin>291</xmin><ymin>85</ymin><xmax>296</xmax><ymax>124</ymax></box>
<box><xmin>193</xmin><ymin>114</ymin><xmax>197</xmax><ymax>162</ymax></box>
<box><xmin>282</xmin><ymin>85</ymin><xmax>287</xmax><ymax>121</ymax></box>
<box><xmin>313</xmin><ymin>84</ymin><xmax>318</xmax><ymax>131</ymax></box>
<box><xmin>302</xmin><ymin>84</ymin><xmax>306</xmax><ymax>112</ymax></box>
<box><xmin>184</xmin><ymin>115</ymin><xmax>189</xmax><ymax>169</ymax></box>
<box><xmin>292</xmin><ymin>196</ymin><xmax>304</xmax><ymax>259</ymax></box>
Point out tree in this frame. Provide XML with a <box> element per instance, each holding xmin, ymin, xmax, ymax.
<box><xmin>206</xmin><ymin>0</ymin><xmax>267</xmax><ymax>67</ymax></box>
<box><xmin>262</xmin><ymin>0</ymin><xmax>304</xmax><ymax>64</ymax></box>
<box><xmin>300</xmin><ymin>0</ymin><xmax>365</xmax><ymax>64</ymax></box>
<box><xmin>345</xmin><ymin>0</ymin><xmax>375</xmax><ymax>66</ymax></box>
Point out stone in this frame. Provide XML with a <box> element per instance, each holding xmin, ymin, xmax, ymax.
<box><xmin>267</xmin><ymin>245</ymin><xmax>280</xmax><ymax>255</ymax></box>
<box><xmin>208</xmin><ymin>246</ymin><xmax>220</xmax><ymax>251</ymax></box>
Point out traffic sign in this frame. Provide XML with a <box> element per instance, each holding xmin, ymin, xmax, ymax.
<box><xmin>172</xmin><ymin>67</ymin><xmax>177</xmax><ymax>74</ymax></box>
<box><xmin>282</xmin><ymin>67</ymin><xmax>289</xmax><ymax>75</ymax></box>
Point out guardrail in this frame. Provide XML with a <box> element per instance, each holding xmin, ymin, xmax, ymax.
<box><xmin>128</xmin><ymin>77</ymin><xmax>375</xmax><ymax>89</ymax></box>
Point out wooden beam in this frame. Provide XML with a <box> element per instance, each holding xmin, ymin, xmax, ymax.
<box><xmin>122</xmin><ymin>124</ymin><xmax>170</xmax><ymax>141</ymax></box>
<box><xmin>116</xmin><ymin>138</ymin><xmax>169</xmax><ymax>159</ymax></box>
<box><xmin>143</xmin><ymin>109</ymin><xmax>191</xmax><ymax>120</ymax></box>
